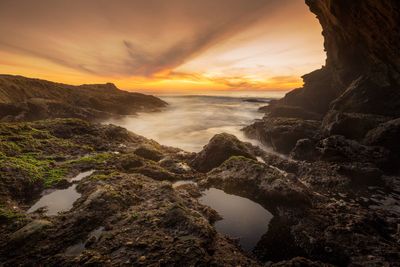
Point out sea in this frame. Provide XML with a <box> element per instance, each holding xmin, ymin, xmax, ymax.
<box><xmin>106</xmin><ymin>93</ymin><xmax>284</xmax><ymax>152</ymax></box>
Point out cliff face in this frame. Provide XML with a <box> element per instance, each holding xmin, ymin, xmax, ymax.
<box><xmin>246</xmin><ymin>0</ymin><xmax>400</xmax><ymax>160</ymax></box>
<box><xmin>280</xmin><ymin>0</ymin><xmax>400</xmax><ymax>115</ymax></box>
<box><xmin>239</xmin><ymin>3</ymin><xmax>400</xmax><ymax>264</ymax></box>
<box><xmin>0</xmin><ymin>75</ymin><xmax>167</xmax><ymax>121</ymax></box>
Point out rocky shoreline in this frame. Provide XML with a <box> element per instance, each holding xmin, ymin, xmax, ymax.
<box><xmin>0</xmin><ymin>118</ymin><xmax>399</xmax><ymax>266</ymax></box>
<box><xmin>0</xmin><ymin>75</ymin><xmax>167</xmax><ymax>122</ymax></box>
<box><xmin>0</xmin><ymin>119</ymin><xmax>255</xmax><ymax>266</ymax></box>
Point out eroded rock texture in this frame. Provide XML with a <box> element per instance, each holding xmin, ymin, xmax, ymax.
<box><xmin>237</xmin><ymin>2</ymin><xmax>400</xmax><ymax>265</ymax></box>
<box><xmin>283</xmin><ymin>0</ymin><xmax>400</xmax><ymax>115</ymax></box>
<box><xmin>246</xmin><ymin>0</ymin><xmax>400</xmax><ymax>161</ymax></box>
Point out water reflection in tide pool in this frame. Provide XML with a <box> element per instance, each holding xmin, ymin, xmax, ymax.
<box><xmin>70</xmin><ymin>170</ymin><xmax>95</xmax><ymax>182</ymax></box>
<box><xmin>27</xmin><ymin>170</ymin><xmax>95</xmax><ymax>216</ymax></box>
<box><xmin>199</xmin><ymin>188</ymin><xmax>273</xmax><ymax>251</ymax></box>
<box><xmin>27</xmin><ymin>185</ymin><xmax>81</xmax><ymax>216</ymax></box>
<box><xmin>64</xmin><ymin>226</ymin><xmax>105</xmax><ymax>256</ymax></box>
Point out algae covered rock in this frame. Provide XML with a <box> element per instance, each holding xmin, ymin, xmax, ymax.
<box><xmin>190</xmin><ymin>133</ymin><xmax>256</xmax><ymax>172</ymax></box>
<box><xmin>204</xmin><ymin>156</ymin><xmax>311</xmax><ymax>209</ymax></box>
<box><xmin>244</xmin><ymin>117</ymin><xmax>320</xmax><ymax>154</ymax></box>
<box><xmin>134</xmin><ymin>144</ymin><xmax>164</xmax><ymax>161</ymax></box>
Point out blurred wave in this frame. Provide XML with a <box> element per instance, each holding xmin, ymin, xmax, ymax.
<box><xmin>106</xmin><ymin>95</ymin><xmax>274</xmax><ymax>152</ymax></box>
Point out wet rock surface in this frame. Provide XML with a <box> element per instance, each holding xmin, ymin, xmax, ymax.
<box><xmin>236</xmin><ymin>3</ymin><xmax>400</xmax><ymax>264</ymax></box>
<box><xmin>187</xmin><ymin>129</ymin><xmax>400</xmax><ymax>265</ymax></box>
<box><xmin>201</xmin><ymin>156</ymin><xmax>312</xmax><ymax>210</ymax></box>
<box><xmin>1</xmin><ymin>118</ymin><xmax>400</xmax><ymax>266</ymax></box>
<box><xmin>0</xmin><ymin>119</ymin><xmax>260</xmax><ymax>266</ymax></box>
<box><xmin>322</xmin><ymin>111</ymin><xmax>391</xmax><ymax>140</ymax></box>
<box><xmin>190</xmin><ymin>133</ymin><xmax>256</xmax><ymax>172</ymax></box>
<box><xmin>243</xmin><ymin>117</ymin><xmax>320</xmax><ymax>154</ymax></box>
<box><xmin>364</xmin><ymin>118</ymin><xmax>400</xmax><ymax>155</ymax></box>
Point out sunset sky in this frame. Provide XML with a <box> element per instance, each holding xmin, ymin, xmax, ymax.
<box><xmin>0</xmin><ymin>0</ymin><xmax>325</xmax><ymax>94</ymax></box>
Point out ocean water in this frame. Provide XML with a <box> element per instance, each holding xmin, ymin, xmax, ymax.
<box><xmin>106</xmin><ymin>95</ymin><xmax>277</xmax><ymax>152</ymax></box>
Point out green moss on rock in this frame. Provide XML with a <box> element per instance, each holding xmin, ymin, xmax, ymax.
<box><xmin>0</xmin><ymin>206</ymin><xmax>24</xmax><ymax>222</ymax></box>
<box><xmin>68</xmin><ymin>153</ymin><xmax>113</xmax><ymax>165</ymax></box>
<box><xmin>0</xmin><ymin>154</ymin><xmax>67</xmax><ymax>187</ymax></box>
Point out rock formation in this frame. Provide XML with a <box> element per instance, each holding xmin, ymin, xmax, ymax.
<box><xmin>237</xmin><ymin>1</ymin><xmax>400</xmax><ymax>265</ymax></box>
<box><xmin>0</xmin><ymin>119</ymin><xmax>260</xmax><ymax>266</ymax></box>
<box><xmin>190</xmin><ymin>133</ymin><xmax>256</xmax><ymax>172</ymax></box>
<box><xmin>0</xmin><ymin>74</ymin><xmax>167</xmax><ymax>122</ymax></box>
<box><xmin>246</xmin><ymin>0</ymin><xmax>400</xmax><ymax>160</ymax></box>
<box><xmin>283</xmin><ymin>0</ymin><xmax>400</xmax><ymax>115</ymax></box>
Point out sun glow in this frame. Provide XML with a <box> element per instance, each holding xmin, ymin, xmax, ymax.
<box><xmin>0</xmin><ymin>0</ymin><xmax>324</xmax><ymax>94</ymax></box>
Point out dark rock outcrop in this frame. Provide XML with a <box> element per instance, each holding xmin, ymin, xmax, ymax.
<box><xmin>290</xmin><ymin>138</ymin><xmax>317</xmax><ymax>161</ymax></box>
<box><xmin>244</xmin><ymin>0</ymin><xmax>400</xmax><ymax>169</ymax></box>
<box><xmin>0</xmin><ymin>74</ymin><xmax>167</xmax><ymax>122</ymax></box>
<box><xmin>322</xmin><ymin>111</ymin><xmax>390</xmax><ymax>140</ymax></box>
<box><xmin>271</xmin><ymin>257</ymin><xmax>334</xmax><ymax>267</ymax></box>
<box><xmin>364</xmin><ymin>118</ymin><xmax>400</xmax><ymax>155</ymax></box>
<box><xmin>271</xmin><ymin>105</ymin><xmax>322</xmax><ymax>120</ymax></box>
<box><xmin>190</xmin><ymin>133</ymin><xmax>256</xmax><ymax>172</ymax></box>
<box><xmin>203</xmin><ymin>156</ymin><xmax>312</xmax><ymax>209</ymax></box>
<box><xmin>134</xmin><ymin>144</ymin><xmax>164</xmax><ymax>161</ymax></box>
<box><xmin>280</xmin><ymin>0</ymin><xmax>400</xmax><ymax>115</ymax></box>
<box><xmin>197</xmin><ymin>134</ymin><xmax>400</xmax><ymax>265</ymax></box>
<box><xmin>243</xmin><ymin>117</ymin><xmax>320</xmax><ymax>154</ymax></box>
<box><xmin>278</xmin><ymin>67</ymin><xmax>339</xmax><ymax>114</ymax></box>
<box><xmin>316</xmin><ymin>135</ymin><xmax>395</xmax><ymax>170</ymax></box>
<box><xmin>240</xmin><ymin>3</ymin><xmax>400</xmax><ymax>260</ymax></box>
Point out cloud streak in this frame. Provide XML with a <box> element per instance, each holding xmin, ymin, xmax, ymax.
<box><xmin>0</xmin><ymin>0</ymin><xmax>324</xmax><ymax>92</ymax></box>
<box><xmin>0</xmin><ymin>0</ymin><xmax>289</xmax><ymax>77</ymax></box>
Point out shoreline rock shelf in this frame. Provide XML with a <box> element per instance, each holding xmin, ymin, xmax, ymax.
<box><xmin>1</xmin><ymin>118</ymin><xmax>398</xmax><ymax>265</ymax></box>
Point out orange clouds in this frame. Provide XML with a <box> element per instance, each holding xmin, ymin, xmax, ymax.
<box><xmin>0</xmin><ymin>0</ymin><xmax>324</xmax><ymax>93</ymax></box>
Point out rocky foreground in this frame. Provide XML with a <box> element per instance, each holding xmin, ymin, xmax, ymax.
<box><xmin>0</xmin><ymin>75</ymin><xmax>167</xmax><ymax>122</ymax></box>
<box><xmin>0</xmin><ymin>119</ymin><xmax>399</xmax><ymax>266</ymax></box>
<box><xmin>0</xmin><ymin>119</ymin><xmax>258</xmax><ymax>266</ymax></box>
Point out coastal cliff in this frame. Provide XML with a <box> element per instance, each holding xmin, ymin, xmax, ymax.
<box><xmin>239</xmin><ymin>1</ymin><xmax>400</xmax><ymax>265</ymax></box>
<box><xmin>246</xmin><ymin>0</ymin><xmax>400</xmax><ymax>157</ymax></box>
<box><xmin>279</xmin><ymin>0</ymin><xmax>400</xmax><ymax>115</ymax></box>
<box><xmin>0</xmin><ymin>75</ymin><xmax>167</xmax><ymax>122</ymax></box>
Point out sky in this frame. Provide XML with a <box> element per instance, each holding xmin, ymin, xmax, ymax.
<box><xmin>0</xmin><ymin>0</ymin><xmax>325</xmax><ymax>94</ymax></box>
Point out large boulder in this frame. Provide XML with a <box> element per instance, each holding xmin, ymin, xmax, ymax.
<box><xmin>203</xmin><ymin>156</ymin><xmax>311</xmax><ymax>209</ymax></box>
<box><xmin>9</xmin><ymin>220</ymin><xmax>52</xmax><ymax>244</ymax></box>
<box><xmin>364</xmin><ymin>118</ymin><xmax>400</xmax><ymax>155</ymax></box>
<box><xmin>277</xmin><ymin>68</ymin><xmax>340</xmax><ymax>114</ymax></box>
<box><xmin>322</xmin><ymin>110</ymin><xmax>390</xmax><ymax>140</ymax></box>
<box><xmin>269</xmin><ymin>105</ymin><xmax>322</xmax><ymax>120</ymax></box>
<box><xmin>134</xmin><ymin>144</ymin><xmax>164</xmax><ymax>161</ymax></box>
<box><xmin>290</xmin><ymin>138</ymin><xmax>318</xmax><ymax>161</ymax></box>
<box><xmin>190</xmin><ymin>133</ymin><xmax>255</xmax><ymax>172</ymax></box>
<box><xmin>316</xmin><ymin>135</ymin><xmax>395</xmax><ymax>171</ymax></box>
<box><xmin>330</xmin><ymin>76</ymin><xmax>400</xmax><ymax>117</ymax></box>
<box><xmin>244</xmin><ymin>117</ymin><xmax>320</xmax><ymax>154</ymax></box>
